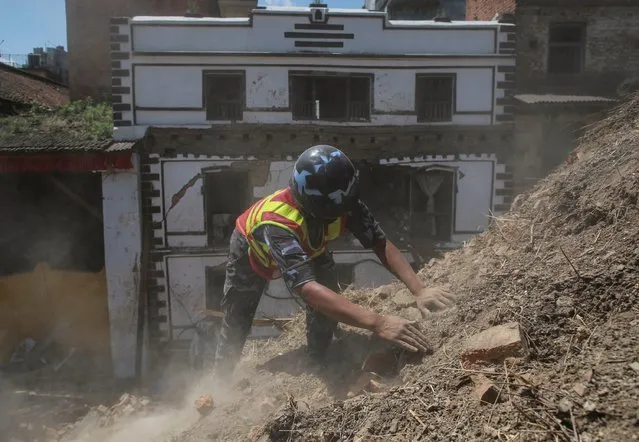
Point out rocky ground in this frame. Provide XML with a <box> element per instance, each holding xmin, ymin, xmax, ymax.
<box><xmin>1</xmin><ymin>93</ymin><xmax>638</xmax><ymax>442</ymax></box>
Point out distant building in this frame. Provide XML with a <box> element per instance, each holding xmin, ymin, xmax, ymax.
<box><xmin>0</xmin><ymin>47</ymin><xmax>69</xmax><ymax>85</ymax></box>
<box><xmin>65</xmin><ymin>0</ymin><xmax>258</xmax><ymax>101</ymax></box>
<box><xmin>25</xmin><ymin>46</ymin><xmax>69</xmax><ymax>84</ymax></box>
<box><xmin>366</xmin><ymin>0</ymin><xmax>466</xmax><ymax>20</ymax></box>
<box><xmin>463</xmin><ymin>0</ymin><xmax>638</xmax><ymax>193</ymax></box>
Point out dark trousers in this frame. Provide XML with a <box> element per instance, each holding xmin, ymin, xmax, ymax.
<box><xmin>213</xmin><ymin>229</ymin><xmax>340</xmax><ymax>377</ymax></box>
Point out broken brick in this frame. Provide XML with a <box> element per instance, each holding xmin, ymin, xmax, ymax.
<box><xmin>365</xmin><ymin>379</ymin><xmax>386</xmax><ymax>393</ymax></box>
<box><xmin>194</xmin><ymin>394</ymin><xmax>215</xmax><ymax>416</ymax></box>
<box><xmin>361</xmin><ymin>350</ymin><xmax>399</xmax><ymax>376</ymax></box>
<box><xmin>471</xmin><ymin>374</ymin><xmax>502</xmax><ymax>404</ymax></box>
<box><xmin>347</xmin><ymin>373</ymin><xmax>383</xmax><ymax>398</ymax></box>
<box><xmin>461</xmin><ymin>322</ymin><xmax>525</xmax><ymax>367</ymax></box>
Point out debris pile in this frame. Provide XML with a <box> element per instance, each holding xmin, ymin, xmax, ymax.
<box><xmin>59</xmin><ymin>393</ymin><xmax>153</xmax><ymax>441</ymax></box>
<box><xmin>7</xmin><ymin>94</ymin><xmax>637</xmax><ymax>442</ymax></box>
<box><xmin>258</xmin><ymin>94</ymin><xmax>639</xmax><ymax>440</ymax></box>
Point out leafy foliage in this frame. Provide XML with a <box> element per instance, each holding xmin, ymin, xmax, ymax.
<box><xmin>0</xmin><ymin>98</ymin><xmax>113</xmax><ymax>141</ymax></box>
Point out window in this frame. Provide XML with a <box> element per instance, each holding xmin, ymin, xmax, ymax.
<box><xmin>203</xmin><ymin>169</ymin><xmax>251</xmax><ymax>247</ymax></box>
<box><xmin>409</xmin><ymin>167</ymin><xmax>456</xmax><ymax>242</ymax></box>
<box><xmin>290</xmin><ymin>73</ymin><xmax>371</xmax><ymax>122</ymax></box>
<box><xmin>548</xmin><ymin>23</ymin><xmax>586</xmax><ymax>75</ymax></box>
<box><xmin>415</xmin><ymin>75</ymin><xmax>455</xmax><ymax>123</ymax></box>
<box><xmin>203</xmin><ymin>71</ymin><xmax>245</xmax><ymax>121</ymax></box>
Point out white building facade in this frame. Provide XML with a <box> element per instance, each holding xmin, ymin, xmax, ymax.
<box><xmin>105</xmin><ymin>5</ymin><xmax>516</xmax><ymax>378</ymax></box>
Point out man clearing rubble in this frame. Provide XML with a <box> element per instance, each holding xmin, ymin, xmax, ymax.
<box><xmin>213</xmin><ymin>144</ymin><xmax>457</xmax><ymax>376</ymax></box>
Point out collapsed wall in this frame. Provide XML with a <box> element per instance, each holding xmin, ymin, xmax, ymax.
<box><xmin>257</xmin><ymin>94</ymin><xmax>639</xmax><ymax>440</ymax></box>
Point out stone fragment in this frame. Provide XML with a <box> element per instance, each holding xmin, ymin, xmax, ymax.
<box><xmin>471</xmin><ymin>374</ymin><xmax>502</xmax><ymax>405</ymax></box>
<box><xmin>583</xmin><ymin>400</ymin><xmax>597</xmax><ymax>412</ymax></box>
<box><xmin>194</xmin><ymin>394</ymin><xmax>215</xmax><ymax>416</ymax></box>
<box><xmin>347</xmin><ymin>373</ymin><xmax>383</xmax><ymax>398</ymax></box>
<box><xmin>558</xmin><ymin>398</ymin><xmax>573</xmax><ymax>413</ymax></box>
<box><xmin>583</xmin><ymin>369</ymin><xmax>594</xmax><ymax>382</ymax></box>
<box><xmin>573</xmin><ymin>382</ymin><xmax>587</xmax><ymax>397</ymax></box>
<box><xmin>461</xmin><ymin>322</ymin><xmax>525</xmax><ymax>366</ymax></box>
<box><xmin>629</xmin><ymin>362</ymin><xmax>639</xmax><ymax>373</ymax></box>
<box><xmin>376</xmin><ymin>285</ymin><xmax>394</xmax><ymax>300</ymax></box>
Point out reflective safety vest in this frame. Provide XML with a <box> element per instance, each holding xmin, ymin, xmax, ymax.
<box><xmin>236</xmin><ymin>188</ymin><xmax>346</xmax><ymax>280</ymax></box>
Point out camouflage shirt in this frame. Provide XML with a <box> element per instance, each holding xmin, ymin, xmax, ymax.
<box><xmin>251</xmin><ymin>199</ymin><xmax>386</xmax><ymax>289</ymax></box>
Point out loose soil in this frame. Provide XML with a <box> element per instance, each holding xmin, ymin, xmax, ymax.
<box><xmin>2</xmin><ymin>94</ymin><xmax>638</xmax><ymax>442</ymax></box>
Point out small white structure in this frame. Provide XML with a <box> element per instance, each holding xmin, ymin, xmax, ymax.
<box><xmin>104</xmin><ymin>5</ymin><xmax>516</xmax><ymax>378</ymax></box>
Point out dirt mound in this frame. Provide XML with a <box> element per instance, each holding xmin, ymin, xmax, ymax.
<box><xmin>259</xmin><ymin>95</ymin><xmax>639</xmax><ymax>441</ymax></box>
<box><xmin>19</xmin><ymin>95</ymin><xmax>637</xmax><ymax>442</ymax></box>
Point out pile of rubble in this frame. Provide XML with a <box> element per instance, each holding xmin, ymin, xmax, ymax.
<box><xmin>59</xmin><ymin>393</ymin><xmax>153</xmax><ymax>441</ymax></box>
<box><xmin>255</xmin><ymin>94</ymin><xmax>639</xmax><ymax>440</ymax></box>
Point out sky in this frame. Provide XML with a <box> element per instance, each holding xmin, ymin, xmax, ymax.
<box><xmin>0</xmin><ymin>0</ymin><xmax>364</xmax><ymax>56</ymax></box>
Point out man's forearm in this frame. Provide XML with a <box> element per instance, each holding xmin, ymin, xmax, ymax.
<box><xmin>297</xmin><ymin>281</ymin><xmax>379</xmax><ymax>331</ymax></box>
<box><xmin>373</xmin><ymin>238</ymin><xmax>425</xmax><ymax>295</ymax></box>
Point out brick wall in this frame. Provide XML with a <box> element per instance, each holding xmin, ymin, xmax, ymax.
<box><xmin>65</xmin><ymin>0</ymin><xmax>254</xmax><ymax>101</ymax></box>
<box><xmin>516</xmin><ymin>5</ymin><xmax>639</xmax><ymax>95</ymax></box>
<box><xmin>466</xmin><ymin>0</ymin><xmax>515</xmax><ymax>20</ymax></box>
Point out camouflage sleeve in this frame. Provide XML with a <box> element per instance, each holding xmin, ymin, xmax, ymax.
<box><xmin>345</xmin><ymin>199</ymin><xmax>387</xmax><ymax>249</ymax></box>
<box><xmin>253</xmin><ymin>224</ymin><xmax>316</xmax><ymax>290</ymax></box>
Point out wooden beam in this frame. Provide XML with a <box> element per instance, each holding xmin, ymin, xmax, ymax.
<box><xmin>200</xmin><ymin>309</ymin><xmax>292</xmax><ymax>328</ymax></box>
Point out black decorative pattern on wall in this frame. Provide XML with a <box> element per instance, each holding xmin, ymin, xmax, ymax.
<box><xmin>285</xmin><ymin>18</ymin><xmax>353</xmax><ymax>49</ymax></box>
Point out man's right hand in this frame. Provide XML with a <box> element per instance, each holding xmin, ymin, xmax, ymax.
<box><xmin>372</xmin><ymin>315</ymin><xmax>431</xmax><ymax>353</ymax></box>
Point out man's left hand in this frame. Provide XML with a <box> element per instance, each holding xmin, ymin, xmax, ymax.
<box><xmin>415</xmin><ymin>287</ymin><xmax>457</xmax><ymax>315</ymax></box>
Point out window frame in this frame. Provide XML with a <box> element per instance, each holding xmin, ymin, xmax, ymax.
<box><xmin>201</xmin><ymin>70</ymin><xmax>246</xmax><ymax>122</ymax></box>
<box><xmin>288</xmin><ymin>71</ymin><xmax>373</xmax><ymax>122</ymax></box>
<box><xmin>201</xmin><ymin>167</ymin><xmax>251</xmax><ymax>248</ymax></box>
<box><xmin>415</xmin><ymin>74</ymin><xmax>456</xmax><ymax>123</ymax></box>
<box><xmin>547</xmin><ymin>22</ymin><xmax>587</xmax><ymax>76</ymax></box>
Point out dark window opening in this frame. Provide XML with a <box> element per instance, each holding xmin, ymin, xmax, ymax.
<box><xmin>203</xmin><ymin>169</ymin><xmax>250</xmax><ymax>247</ymax></box>
<box><xmin>548</xmin><ymin>23</ymin><xmax>586</xmax><ymax>75</ymax></box>
<box><xmin>416</xmin><ymin>75</ymin><xmax>455</xmax><ymax>122</ymax></box>
<box><xmin>333</xmin><ymin>165</ymin><xmax>456</xmax><ymax>253</ymax></box>
<box><xmin>290</xmin><ymin>74</ymin><xmax>371</xmax><ymax>122</ymax></box>
<box><xmin>203</xmin><ymin>71</ymin><xmax>245</xmax><ymax>121</ymax></box>
<box><xmin>410</xmin><ymin>168</ymin><xmax>456</xmax><ymax>242</ymax></box>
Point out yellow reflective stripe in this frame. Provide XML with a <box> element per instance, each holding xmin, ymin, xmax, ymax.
<box><xmin>246</xmin><ymin>198</ymin><xmax>267</xmax><ymax>232</ymax></box>
<box><xmin>249</xmin><ymin>221</ymin><xmax>300</xmax><ymax>267</ymax></box>
<box><xmin>327</xmin><ymin>218</ymin><xmax>342</xmax><ymax>240</ymax></box>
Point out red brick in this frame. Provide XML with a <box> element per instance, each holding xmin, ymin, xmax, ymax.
<box><xmin>471</xmin><ymin>374</ymin><xmax>502</xmax><ymax>404</ymax></box>
<box><xmin>466</xmin><ymin>0</ymin><xmax>515</xmax><ymax>21</ymax></box>
<box><xmin>461</xmin><ymin>322</ymin><xmax>525</xmax><ymax>366</ymax></box>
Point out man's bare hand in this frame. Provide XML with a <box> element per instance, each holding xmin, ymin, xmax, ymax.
<box><xmin>416</xmin><ymin>287</ymin><xmax>456</xmax><ymax>315</ymax></box>
<box><xmin>372</xmin><ymin>315</ymin><xmax>431</xmax><ymax>353</ymax></box>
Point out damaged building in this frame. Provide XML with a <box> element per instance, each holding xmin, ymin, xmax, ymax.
<box><xmin>469</xmin><ymin>0</ymin><xmax>639</xmax><ymax>193</ymax></box>
<box><xmin>104</xmin><ymin>4</ymin><xmax>516</xmax><ymax>378</ymax></box>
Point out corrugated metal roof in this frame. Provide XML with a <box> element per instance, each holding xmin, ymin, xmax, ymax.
<box><xmin>514</xmin><ymin>94</ymin><xmax>617</xmax><ymax>105</ymax></box>
<box><xmin>105</xmin><ymin>141</ymin><xmax>137</xmax><ymax>152</ymax></box>
<box><xmin>0</xmin><ymin>134</ymin><xmax>136</xmax><ymax>153</ymax></box>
